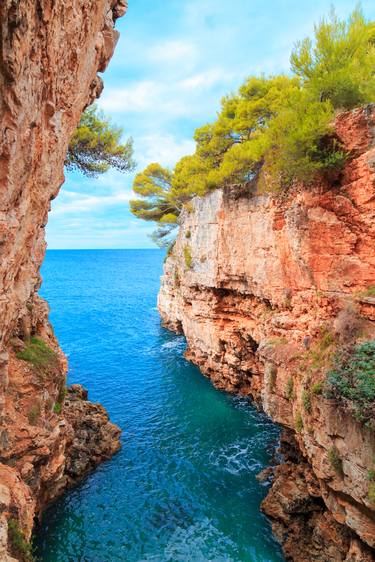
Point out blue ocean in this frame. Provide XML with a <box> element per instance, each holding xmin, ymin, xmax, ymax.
<box><xmin>34</xmin><ymin>250</ymin><xmax>284</xmax><ymax>562</ymax></box>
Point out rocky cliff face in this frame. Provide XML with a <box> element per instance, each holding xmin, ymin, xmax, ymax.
<box><xmin>159</xmin><ymin>106</ymin><xmax>375</xmax><ymax>561</ymax></box>
<box><xmin>0</xmin><ymin>1</ymin><xmax>126</xmax><ymax>559</ymax></box>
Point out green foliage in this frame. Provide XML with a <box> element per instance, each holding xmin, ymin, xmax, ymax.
<box><xmin>8</xmin><ymin>518</ymin><xmax>35</xmax><ymax>562</ymax></box>
<box><xmin>185</xmin><ymin>230</ymin><xmax>191</xmax><ymax>239</ymax></box>
<box><xmin>311</xmin><ymin>381</ymin><xmax>324</xmax><ymax>395</ymax></box>
<box><xmin>53</xmin><ymin>386</ymin><xmax>67</xmax><ymax>415</ymax></box>
<box><xmin>285</xmin><ymin>377</ymin><xmax>295</xmax><ymax>401</ymax></box>
<box><xmin>359</xmin><ymin>285</ymin><xmax>375</xmax><ymax>298</ymax></box>
<box><xmin>291</xmin><ymin>7</ymin><xmax>375</xmax><ymax>109</ymax></box>
<box><xmin>16</xmin><ymin>337</ymin><xmax>58</xmax><ymax>373</ymax></box>
<box><xmin>131</xmin><ymin>7</ymin><xmax>375</xmax><ymax>242</ymax></box>
<box><xmin>327</xmin><ymin>446</ymin><xmax>344</xmax><ymax>476</ymax></box>
<box><xmin>301</xmin><ymin>328</ymin><xmax>336</xmax><ymax>374</ymax></box>
<box><xmin>318</xmin><ymin>328</ymin><xmax>336</xmax><ymax>350</ymax></box>
<box><xmin>183</xmin><ymin>245</ymin><xmax>193</xmax><ymax>269</ymax></box>
<box><xmin>268</xmin><ymin>365</ymin><xmax>277</xmax><ymax>391</ymax></box>
<box><xmin>302</xmin><ymin>390</ymin><xmax>312</xmax><ymax>413</ymax></box>
<box><xmin>326</xmin><ymin>340</ymin><xmax>375</xmax><ymax>424</ymax></box>
<box><xmin>53</xmin><ymin>402</ymin><xmax>62</xmax><ymax>415</ymax></box>
<box><xmin>368</xmin><ymin>467</ymin><xmax>375</xmax><ymax>504</ymax></box>
<box><xmin>66</xmin><ymin>104</ymin><xmax>135</xmax><ymax>178</ymax></box>
<box><xmin>256</xmin><ymin>88</ymin><xmax>343</xmax><ymax>186</ymax></box>
<box><xmin>368</xmin><ymin>482</ymin><xmax>375</xmax><ymax>504</ymax></box>
<box><xmin>57</xmin><ymin>386</ymin><xmax>67</xmax><ymax>403</ymax></box>
<box><xmin>267</xmin><ymin>336</ymin><xmax>288</xmax><ymax>347</ymax></box>
<box><xmin>295</xmin><ymin>411</ymin><xmax>303</xmax><ymax>432</ymax></box>
<box><xmin>130</xmin><ymin>163</ymin><xmax>179</xmax><ymax>247</ymax></box>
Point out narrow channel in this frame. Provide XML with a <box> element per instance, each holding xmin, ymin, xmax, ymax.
<box><xmin>34</xmin><ymin>249</ymin><xmax>284</xmax><ymax>562</ymax></box>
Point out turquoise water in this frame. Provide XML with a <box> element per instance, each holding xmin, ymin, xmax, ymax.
<box><xmin>34</xmin><ymin>250</ymin><xmax>284</xmax><ymax>562</ymax></box>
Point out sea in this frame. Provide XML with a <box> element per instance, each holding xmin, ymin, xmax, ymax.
<box><xmin>34</xmin><ymin>249</ymin><xmax>284</xmax><ymax>562</ymax></box>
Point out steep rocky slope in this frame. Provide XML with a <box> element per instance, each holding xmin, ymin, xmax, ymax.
<box><xmin>159</xmin><ymin>106</ymin><xmax>375</xmax><ymax>561</ymax></box>
<box><xmin>0</xmin><ymin>1</ymin><xmax>126</xmax><ymax>559</ymax></box>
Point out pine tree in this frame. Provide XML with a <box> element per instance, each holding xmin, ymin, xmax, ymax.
<box><xmin>66</xmin><ymin>104</ymin><xmax>135</xmax><ymax>177</ymax></box>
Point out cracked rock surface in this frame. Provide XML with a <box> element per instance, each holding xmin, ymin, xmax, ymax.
<box><xmin>159</xmin><ymin>106</ymin><xmax>375</xmax><ymax>561</ymax></box>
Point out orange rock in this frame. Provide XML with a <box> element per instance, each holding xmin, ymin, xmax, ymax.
<box><xmin>159</xmin><ymin>106</ymin><xmax>375</xmax><ymax>559</ymax></box>
<box><xmin>0</xmin><ymin>1</ymin><xmax>125</xmax><ymax>558</ymax></box>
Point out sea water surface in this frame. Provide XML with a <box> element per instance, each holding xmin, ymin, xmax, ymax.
<box><xmin>34</xmin><ymin>250</ymin><xmax>284</xmax><ymax>562</ymax></box>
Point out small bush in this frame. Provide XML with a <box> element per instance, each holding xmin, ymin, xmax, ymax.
<box><xmin>302</xmin><ymin>327</ymin><xmax>336</xmax><ymax>373</ymax></box>
<box><xmin>183</xmin><ymin>245</ymin><xmax>192</xmax><ymax>269</ymax></box>
<box><xmin>359</xmin><ymin>286</ymin><xmax>375</xmax><ymax>299</ymax></box>
<box><xmin>53</xmin><ymin>402</ymin><xmax>62</xmax><ymax>414</ymax></box>
<box><xmin>328</xmin><ymin>446</ymin><xmax>343</xmax><ymax>476</ymax></box>
<box><xmin>16</xmin><ymin>337</ymin><xmax>58</xmax><ymax>373</ymax></box>
<box><xmin>302</xmin><ymin>390</ymin><xmax>312</xmax><ymax>413</ymax></box>
<box><xmin>53</xmin><ymin>386</ymin><xmax>67</xmax><ymax>415</ymax></box>
<box><xmin>268</xmin><ymin>365</ymin><xmax>277</xmax><ymax>391</ymax></box>
<box><xmin>317</xmin><ymin>328</ymin><xmax>335</xmax><ymax>352</ymax></box>
<box><xmin>285</xmin><ymin>377</ymin><xmax>294</xmax><ymax>401</ymax></box>
<box><xmin>326</xmin><ymin>340</ymin><xmax>375</xmax><ymax>425</ymax></box>
<box><xmin>185</xmin><ymin>230</ymin><xmax>191</xmax><ymax>239</ymax></box>
<box><xmin>295</xmin><ymin>411</ymin><xmax>303</xmax><ymax>432</ymax></box>
<box><xmin>8</xmin><ymin>518</ymin><xmax>35</xmax><ymax>561</ymax></box>
<box><xmin>369</xmin><ymin>483</ymin><xmax>375</xmax><ymax>504</ymax></box>
<box><xmin>57</xmin><ymin>386</ymin><xmax>67</xmax><ymax>403</ymax></box>
<box><xmin>268</xmin><ymin>337</ymin><xmax>288</xmax><ymax>347</ymax></box>
<box><xmin>311</xmin><ymin>381</ymin><xmax>323</xmax><ymax>395</ymax></box>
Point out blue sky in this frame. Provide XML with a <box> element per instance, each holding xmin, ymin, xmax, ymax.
<box><xmin>47</xmin><ymin>0</ymin><xmax>375</xmax><ymax>249</ymax></box>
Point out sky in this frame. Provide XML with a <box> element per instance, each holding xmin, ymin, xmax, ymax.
<box><xmin>46</xmin><ymin>0</ymin><xmax>375</xmax><ymax>249</ymax></box>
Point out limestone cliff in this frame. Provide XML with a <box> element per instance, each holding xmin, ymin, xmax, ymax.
<box><xmin>0</xmin><ymin>1</ymin><xmax>126</xmax><ymax>559</ymax></box>
<box><xmin>159</xmin><ymin>106</ymin><xmax>375</xmax><ymax>561</ymax></box>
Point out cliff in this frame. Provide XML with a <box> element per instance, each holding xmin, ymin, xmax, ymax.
<box><xmin>0</xmin><ymin>1</ymin><xmax>126</xmax><ymax>559</ymax></box>
<box><xmin>159</xmin><ymin>106</ymin><xmax>375</xmax><ymax>561</ymax></box>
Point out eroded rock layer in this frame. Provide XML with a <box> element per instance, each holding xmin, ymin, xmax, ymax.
<box><xmin>158</xmin><ymin>106</ymin><xmax>375</xmax><ymax>561</ymax></box>
<box><xmin>0</xmin><ymin>1</ymin><xmax>125</xmax><ymax>559</ymax></box>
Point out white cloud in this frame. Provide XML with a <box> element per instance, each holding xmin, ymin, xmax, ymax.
<box><xmin>98</xmin><ymin>69</ymin><xmax>234</xmax><ymax>118</ymax></box>
<box><xmin>99</xmin><ymin>80</ymin><xmax>191</xmax><ymax>116</ymax></box>
<box><xmin>99</xmin><ymin>81</ymin><xmax>161</xmax><ymax>112</ymax></box>
<box><xmin>51</xmin><ymin>191</ymin><xmax>133</xmax><ymax>216</ymax></box>
<box><xmin>135</xmin><ymin>133</ymin><xmax>196</xmax><ymax>168</ymax></box>
<box><xmin>179</xmin><ymin>70</ymin><xmax>227</xmax><ymax>91</ymax></box>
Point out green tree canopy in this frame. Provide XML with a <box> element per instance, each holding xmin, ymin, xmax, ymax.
<box><xmin>291</xmin><ymin>6</ymin><xmax>375</xmax><ymax>109</ymax></box>
<box><xmin>66</xmin><ymin>104</ymin><xmax>135</xmax><ymax>177</ymax></box>
<box><xmin>130</xmin><ymin>163</ymin><xmax>186</xmax><ymax>246</ymax></box>
<box><xmin>130</xmin><ymin>6</ymin><xmax>375</xmax><ymax>245</ymax></box>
